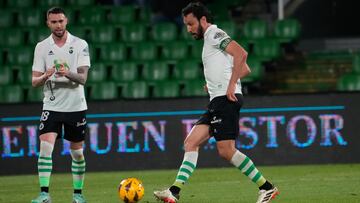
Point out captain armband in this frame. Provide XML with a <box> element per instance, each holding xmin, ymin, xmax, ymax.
<box><xmin>219</xmin><ymin>38</ymin><xmax>232</xmax><ymax>51</ymax></box>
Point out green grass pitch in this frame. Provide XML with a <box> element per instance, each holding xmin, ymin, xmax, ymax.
<box><xmin>0</xmin><ymin>164</ymin><xmax>359</xmax><ymax>203</ymax></box>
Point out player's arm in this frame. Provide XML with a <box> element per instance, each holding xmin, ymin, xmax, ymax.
<box><xmin>58</xmin><ymin>66</ymin><xmax>89</xmax><ymax>85</ymax></box>
<box><xmin>61</xmin><ymin>40</ymin><xmax>91</xmax><ymax>85</ymax></box>
<box><xmin>225</xmin><ymin>40</ymin><xmax>250</xmax><ymax>79</ymax></box>
<box><xmin>56</xmin><ymin>41</ymin><xmax>90</xmax><ymax>85</ymax></box>
<box><xmin>32</xmin><ymin>69</ymin><xmax>55</xmax><ymax>87</ymax></box>
<box><xmin>32</xmin><ymin>42</ymin><xmax>55</xmax><ymax>87</ymax></box>
<box><xmin>224</xmin><ymin>40</ymin><xmax>250</xmax><ymax>101</ymax></box>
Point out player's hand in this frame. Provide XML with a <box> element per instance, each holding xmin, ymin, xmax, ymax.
<box><xmin>55</xmin><ymin>64</ymin><xmax>69</xmax><ymax>77</ymax></box>
<box><xmin>226</xmin><ymin>82</ymin><xmax>238</xmax><ymax>102</ymax></box>
<box><xmin>44</xmin><ymin>68</ymin><xmax>55</xmax><ymax>79</ymax></box>
<box><xmin>203</xmin><ymin>84</ymin><xmax>208</xmax><ymax>93</ymax></box>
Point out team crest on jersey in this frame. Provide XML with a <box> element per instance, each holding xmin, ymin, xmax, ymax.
<box><xmin>214</xmin><ymin>32</ymin><xmax>225</xmax><ymax>39</ymax></box>
<box><xmin>69</xmin><ymin>47</ymin><xmax>74</xmax><ymax>54</ymax></box>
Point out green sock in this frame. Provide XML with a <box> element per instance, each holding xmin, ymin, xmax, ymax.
<box><xmin>38</xmin><ymin>156</ymin><xmax>52</xmax><ymax>188</ymax></box>
<box><xmin>72</xmin><ymin>158</ymin><xmax>86</xmax><ymax>190</ymax></box>
<box><xmin>173</xmin><ymin>151</ymin><xmax>198</xmax><ymax>189</ymax></box>
<box><xmin>230</xmin><ymin>150</ymin><xmax>266</xmax><ymax>186</ymax></box>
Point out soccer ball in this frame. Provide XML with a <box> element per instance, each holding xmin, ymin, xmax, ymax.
<box><xmin>118</xmin><ymin>177</ymin><xmax>145</xmax><ymax>203</ymax></box>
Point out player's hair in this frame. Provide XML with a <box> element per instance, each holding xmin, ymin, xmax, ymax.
<box><xmin>182</xmin><ymin>2</ymin><xmax>213</xmax><ymax>23</ymax></box>
<box><xmin>47</xmin><ymin>7</ymin><xmax>66</xmax><ymax>18</ymax></box>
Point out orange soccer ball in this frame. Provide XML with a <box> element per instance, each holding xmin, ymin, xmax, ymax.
<box><xmin>118</xmin><ymin>178</ymin><xmax>145</xmax><ymax>203</ymax></box>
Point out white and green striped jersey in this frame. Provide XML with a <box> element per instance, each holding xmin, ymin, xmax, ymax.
<box><xmin>32</xmin><ymin>32</ymin><xmax>90</xmax><ymax>112</ymax></box>
<box><xmin>202</xmin><ymin>24</ymin><xmax>242</xmax><ymax>101</ymax></box>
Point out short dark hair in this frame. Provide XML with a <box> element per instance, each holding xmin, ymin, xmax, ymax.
<box><xmin>182</xmin><ymin>2</ymin><xmax>213</xmax><ymax>23</ymax></box>
<box><xmin>47</xmin><ymin>7</ymin><xmax>66</xmax><ymax>18</ymax></box>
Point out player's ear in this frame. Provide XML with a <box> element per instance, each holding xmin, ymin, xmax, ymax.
<box><xmin>200</xmin><ymin>16</ymin><xmax>207</xmax><ymax>26</ymax></box>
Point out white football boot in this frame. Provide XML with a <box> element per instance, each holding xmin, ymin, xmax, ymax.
<box><xmin>256</xmin><ymin>186</ymin><xmax>279</xmax><ymax>203</ymax></box>
<box><xmin>154</xmin><ymin>189</ymin><xmax>179</xmax><ymax>203</ymax></box>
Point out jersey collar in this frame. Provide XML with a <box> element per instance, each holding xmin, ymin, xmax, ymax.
<box><xmin>49</xmin><ymin>31</ymin><xmax>73</xmax><ymax>45</ymax></box>
<box><xmin>204</xmin><ymin>24</ymin><xmax>217</xmax><ymax>38</ymax></box>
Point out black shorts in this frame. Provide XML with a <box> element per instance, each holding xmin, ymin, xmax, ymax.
<box><xmin>38</xmin><ymin>110</ymin><xmax>87</xmax><ymax>142</ymax></box>
<box><xmin>195</xmin><ymin>94</ymin><xmax>243</xmax><ymax>141</ymax></box>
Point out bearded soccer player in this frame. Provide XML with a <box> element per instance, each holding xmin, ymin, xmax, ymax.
<box><xmin>31</xmin><ymin>7</ymin><xmax>90</xmax><ymax>203</ymax></box>
<box><xmin>154</xmin><ymin>2</ymin><xmax>279</xmax><ymax>203</ymax></box>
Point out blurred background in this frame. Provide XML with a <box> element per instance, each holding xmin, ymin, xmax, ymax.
<box><xmin>1</xmin><ymin>0</ymin><xmax>360</xmax><ymax>202</ymax></box>
<box><xmin>1</xmin><ymin>0</ymin><xmax>360</xmax><ymax>171</ymax></box>
<box><xmin>0</xmin><ymin>0</ymin><xmax>360</xmax><ymax>100</ymax></box>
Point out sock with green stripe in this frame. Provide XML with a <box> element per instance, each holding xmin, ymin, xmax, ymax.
<box><xmin>70</xmin><ymin>148</ymin><xmax>86</xmax><ymax>194</ymax></box>
<box><xmin>230</xmin><ymin>150</ymin><xmax>267</xmax><ymax>187</ymax></box>
<box><xmin>38</xmin><ymin>141</ymin><xmax>54</xmax><ymax>193</ymax></box>
<box><xmin>171</xmin><ymin>151</ymin><xmax>198</xmax><ymax>194</ymax></box>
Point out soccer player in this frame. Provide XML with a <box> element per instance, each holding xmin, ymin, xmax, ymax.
<box><xmin>154</xmin><ymin>2</ymin><xmax>279</xmax><ymax>203</ymax></box>
<box><xmin>31</xmin><ymin>7</ymin><xmax>90</xmax><ymax>203</ymax></box>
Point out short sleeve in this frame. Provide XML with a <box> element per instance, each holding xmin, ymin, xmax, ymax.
<box><xmin>32</xmin><ymin>43</ymin><xmax>45</xmax><ymax>72</ymax></box>
<box><xmin>207</xmin><ymin>28</ymin><xmax>232</xmax><ymax>51</ymax></box>
<box><xmin>77</xmin><ymin>40</ymin><xmax>91</xmax><ymax>68</ymax></box>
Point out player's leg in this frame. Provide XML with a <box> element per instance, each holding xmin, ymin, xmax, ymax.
<box><xmin>31</xmin><ymin>133</ymin><xmax>56</xmax><ymax>203</ymax></box>
<box><xmin>32</xmin><ymin>111</ymin><xmax>61</xmax><ymax>203</ymax></box>
<box><xmin>217</xmin><ymin>141</ymin><xmax>279</xmax><ymax>202</ymax></box>
<box><xmin>70</xmin><ymin>141</ymin><xmax>87</xmax><ymax>203</ymax></box>
<box><xmin>215</xmin><ymin>94</ymin><xmax>278</xmax><ymax>202</ymax></box>
<box><xmin>217</xmin><ymin>140</ymin><xmax>269</xmax><ymax>186</ymax></box>
<box><xmin>230</xmin><ymin>149</ymin><xmax>279</xmax><ymax>203</ymax></box>
<box><xmin>218</xmin><ymin>140</ymin><xmax>268</xmax><ymax>186</ymax></box>
<box><xmin>171</xmin><ymin>124</ymin><xmax>210</xmax><ymax>191</ymax></box>
<box><xmin>64</xmin><ymin>111</ymin><xmax>87</xmax><ymax>203</ymax></box>
<box><xmin>154</xmin><ymin>124</ymin><xmax>210</xmax><ymax>203</ymax></box>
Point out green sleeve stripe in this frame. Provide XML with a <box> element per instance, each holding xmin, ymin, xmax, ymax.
<box><xmin>219</xmin><ymin>38</ymin><xmax>232</xmax><ymax>51</ymax></box>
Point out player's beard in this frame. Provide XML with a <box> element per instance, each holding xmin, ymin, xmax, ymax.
<box><xmin>193</xmin><ymin>25</ymin><xmax>204</xmax><ymax>40</ymax></box>
<box><xmin>53</xmin><ymin>29</ymin><xmax>65</xmax><ymax>38</ymax></box>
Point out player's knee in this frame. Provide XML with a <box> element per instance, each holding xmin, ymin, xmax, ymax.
<box><xmin>70</xmin><ymin>148</ymin><xmax>84</xmax><ymax>161</ymax></box>
<box><xmin>217</xmin><ymin>148</ymin><xmax>233</xmax><ymax>161</ymax></box>
<box><xmin>183</xmin><ymin>139</ymin><xmax>199</xmax><ymax>152</ymax></box>
<box><xmin>39</xmin><ymin>141</ymin><xmax>54</xmax><ymax>156</ymax></box>
<box><xmin>39</xmin><ymin>133</ymin><xmax>57</xmax><ymax>143</ymax></box>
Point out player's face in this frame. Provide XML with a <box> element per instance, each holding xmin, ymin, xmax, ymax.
<box><xmin>183</xmin><ymin>13</ymin><xmax>204</xmax><ymax>40</ymax></box>
<box><xmin>47</xmin><ymin>13</ymin><xmax>68</xmax><ymax>38</ymax></box>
